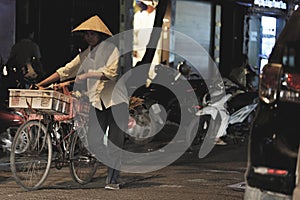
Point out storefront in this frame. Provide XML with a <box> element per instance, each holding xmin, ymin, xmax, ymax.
<box><xmin>244</xmin><ymin>0</ymin><xmax>293</xmax><ymax>70</ymax></box>
<box><xmin>7</xmin><ymin>0</ymin><xmax>295</xmax><ymax>77</ymax></box>
<box><xmin>129</xmin><ymin>0</ymin><xmax>227</xmax><ymax>78</ymax></box>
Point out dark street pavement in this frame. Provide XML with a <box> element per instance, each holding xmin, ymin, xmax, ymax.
<box><xmin>0</xmin><ymin>139</ymin><xmax>248</xmax><ymax>200</ymax></box>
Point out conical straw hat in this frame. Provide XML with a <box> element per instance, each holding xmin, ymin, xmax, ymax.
<box><xmin>72</xmin><ymin>15</ymin><xmax>112</xmax><ymax>36</ymax></box>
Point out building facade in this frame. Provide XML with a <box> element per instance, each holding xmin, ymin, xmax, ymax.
<box><xmin>0</xmin><ymin>0</ymin><xmax>297</xmax><ymax>77</ymax></box>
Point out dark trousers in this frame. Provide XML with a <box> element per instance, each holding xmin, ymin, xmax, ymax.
<box><xmin>87</xmin><ymin>102</ymin><xmax>128</xmax><ymax>184</ymax></box>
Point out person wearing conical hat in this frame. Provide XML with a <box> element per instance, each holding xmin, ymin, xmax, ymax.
<box><xmin>36</xmin><ymin>15</ymin><xmax>115</xmax><ymax>86</ymax></box>
<box><xmin>36</xmin><ymin>15</ymin><xmax>128</xmax><ymax>190</ymax></box>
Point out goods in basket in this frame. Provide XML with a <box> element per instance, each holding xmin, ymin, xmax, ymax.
<box><xmin>53</xmin><ymin>90</ymin><xmax>90</xmax><ymax>121</ymax></box>
<box><xmin>8</xmin><ymin>89</ymin><xmax>70</xmax><ymax>115</ymax></box>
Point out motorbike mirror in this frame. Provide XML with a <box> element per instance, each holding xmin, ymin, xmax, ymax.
<box><xmin>177</xmin><ymin>60</ymin><xmax>191</xmax><ymax>76</ymax></box>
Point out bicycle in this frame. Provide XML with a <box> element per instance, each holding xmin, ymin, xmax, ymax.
<box><xmin>8</xmin><ymin>86</ymin><xmax>98</xmax><ymax>191</ymax></box>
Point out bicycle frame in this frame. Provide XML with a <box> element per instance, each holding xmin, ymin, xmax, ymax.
<box><xmin>10</xmin><ymin>94</ymin><xmax>97</xmax><ymax>191</ymax></box>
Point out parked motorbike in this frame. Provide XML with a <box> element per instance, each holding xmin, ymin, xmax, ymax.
<box><xmin>0</xmin><ymin>104</ymin><xmax>25</xmax><ymax>152</ymax></box>
<box><xmin>128</xmin><ymin>95</ymin><xmax>165</xmax><ymax>144</ymax></box>
<box><xmin>127</xmin><ymin>61</ymin><xmax>208</xmax><ymax>145</ymax></box>
<box><xmin>127</xmin><ymin>63</ymin><xmax>177</xmax><ymax>145</ymax></box>
<box><xmin>187</xmin><ymin>74</ymin><xmax>258</xmax><ymax>152</ymax></box>
<box><xmin>222</xmin><ymin>78</ymin><xmax>258</xmax><ymax>143</ymax></box>
<box><xmin>0</xmin><ymin>63</ymin><xmax>26</xmax><ymax>153</ymax></box>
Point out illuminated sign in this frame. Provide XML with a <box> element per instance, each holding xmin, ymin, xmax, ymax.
<box><xmin>254</xmin><ymin>0</ymin><xmax>287</xmax><ymax>9</ymax></box>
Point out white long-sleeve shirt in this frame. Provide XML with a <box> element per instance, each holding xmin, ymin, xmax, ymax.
<box><xmin>56</xmin><ymin>40</ymin><xmax>128</xmax><ymax>110</ymax></box>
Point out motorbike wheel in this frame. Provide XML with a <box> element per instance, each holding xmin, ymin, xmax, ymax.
<box><xmin>225</xmin><ymin>109</ymin><xmax>256</xmax><ymax>144</ymax></box>
<box><xmin>186</xmin><ymin>115</ymin><xmax>211</xmax><ymax>151</ymax></box>
<box><xmin>226</xmin><ymin>123</ymin><xmax>248</xmax><ymax>144</ymax></box>
<box><xmin>0</xmin><ymin>126</ymin><xmax>19</xmax><ymax>153</ymax></box>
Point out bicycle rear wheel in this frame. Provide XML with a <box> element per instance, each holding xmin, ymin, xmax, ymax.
<box><xmin>69</xmin><ymin>127</ymin><xmax>98</xmax><ymax>184</ymax></box>
<box><xmin>10</xmin><ymin>120</ymin><xmax>52</xmax><ymax>191</ymax></box>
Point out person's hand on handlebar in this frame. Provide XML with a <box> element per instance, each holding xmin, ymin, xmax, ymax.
<box><xmin>55</xmin><ymin>80</ymin><xmax>74</xmax><ymax>89</ymax></box>
<box><xmin>29</xmin><ymin>79</ymin><xmax>74</xmax><ymax>91</ymax></box>
<box><xmin>29</xmin><ymin>83</ymin><xmax>44</xmax><ymax>90</ymax></box>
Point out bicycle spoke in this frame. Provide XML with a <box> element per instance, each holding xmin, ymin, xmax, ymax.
<box><xmin>10</xmin><ymin>120</ymin><xmax>52</xmax><ymax>191</ymax></box>
<box><xmin>69</xmin><ymin>128</ymin><xmax>98</xmax><ymax>184</ymax></box>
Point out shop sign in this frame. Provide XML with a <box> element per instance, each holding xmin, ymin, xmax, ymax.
<box><xmin>254</xmin><ymin>0</ymin><xmax>287</xmax><ymax>10</ymax></box>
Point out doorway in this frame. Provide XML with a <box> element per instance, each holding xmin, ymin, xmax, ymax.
<box><xmin>260</xmin><ymin>16</ymin><xmax>277</xmax><ymax>68</ymax></box>
<box><xmin>247</xmin><ymin>13</ymin><xmax>285</xmax><ymax>70</ymax></box>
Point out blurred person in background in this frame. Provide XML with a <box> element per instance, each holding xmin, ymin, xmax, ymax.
<box><xmin>6</xmin><ymin>24</ymin><xmax>45</xmax><ymax>86</ymax></box>
<box><xmin>133</xmin><ymin>0</ymin><xmax>161</xmax><ymax>86</ymax></box>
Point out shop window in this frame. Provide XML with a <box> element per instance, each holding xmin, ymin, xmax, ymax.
<box><xmin>260</xmin><ymin>16</ymin><xmax>277</xmax><ymax>68</ymax></box>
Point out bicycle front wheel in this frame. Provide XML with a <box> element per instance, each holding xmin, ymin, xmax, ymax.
<box><xmin>10</xmin><ymin>120</ymin><xmax>52</xmax><ymax>191</ymax></box>
<box><xmin>69</xmin><ymin>127</ymin><xmax>98</xmax><ymax>184</ymax></box>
